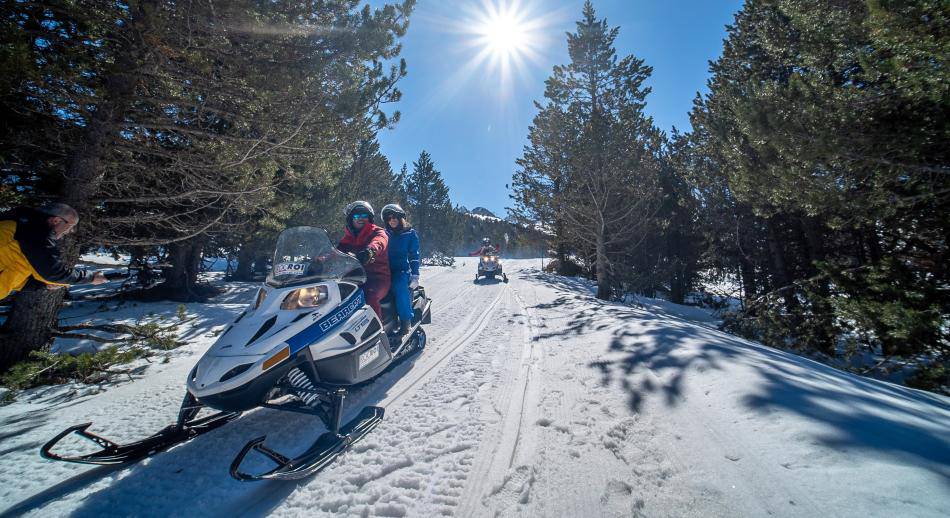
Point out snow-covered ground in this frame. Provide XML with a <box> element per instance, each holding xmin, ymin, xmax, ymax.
<box><xmin>1</xmin><ymin>259</ymin><xmax>948</xmax><ymax>517</ymax></box>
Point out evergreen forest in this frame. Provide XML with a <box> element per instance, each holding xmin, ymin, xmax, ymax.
<box><xmin>509</xmin><ymin>0</ymin><xmax>948</xmax><ymax>391</ymax></box>
<box><xmin>0</xmin><ymin>0</ymin><xmax>946</xmax><ymax>393</ymax></box>
<box><xmin>0</xmin><ymin>0</ymin><xmax>542</xmax><ymax>374</ymax></box>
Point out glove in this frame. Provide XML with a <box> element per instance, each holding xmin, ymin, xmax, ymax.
<box><xmin>355</xmin><ymin>248</ymin><xmax>376</xmax><ymax>265</ymax></box>
<box><xmin>90</xmin><ymin>271</ymin><xmax>109</xmax><ymax>285</ymax></box>
<box><xmin>409</xmin><ymin>275</ymin><xmax>419</xmax><ymax>289</ymax></box>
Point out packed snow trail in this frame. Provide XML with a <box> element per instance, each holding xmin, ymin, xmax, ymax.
<box><xmin>1</xmin><ymin>260</ymin><xmax>948</xmax><ymax>517</ymax></box>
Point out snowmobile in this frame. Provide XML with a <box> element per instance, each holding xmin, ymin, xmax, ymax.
<box><xmin>475</xmin><ymin>250</ymin><xmax>508</xmax><ymax>283</ymax></box>
<box><xmin>41</xmin><ymin>226</ymin><xmax>432</xmax><ymax>481</ymax></box>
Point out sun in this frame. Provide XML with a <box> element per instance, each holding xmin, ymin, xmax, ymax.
<box><xmin>458</xmin><ymin>0</ymin><xmax>552</xmax><ymax>95</ymax></box>
<box><xmin>423</xmin><ymin>1</ymin><xmax>563</xmax><ymax>107</ymax></box>
<box><xmin>479</xmin><ymin>10</ymin><xmax>529</xmax><ymax>58</ymax></box>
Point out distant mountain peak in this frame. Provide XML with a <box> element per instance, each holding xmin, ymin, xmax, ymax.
<box><xmin>470</xmin><ymin>207</ymin><xmax>498</xmax><ymax>219</ymax></box>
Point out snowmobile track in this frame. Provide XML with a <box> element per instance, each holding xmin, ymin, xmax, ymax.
<box><xmin>380</xmin><ymin>282</ymin><xmax>509</xmax><ymax>410</ymax></box>
<box><xmin>7</xmin><ymin>262</ymin><xmax>946</xmax><ymax>517</ymax></box>
<box><xmin>425</xmin><ymin>281</ymin><xmax>478</xmax><ymax>316</ymax></box>
<box><xmin>504</xmin><ymin>289</ymin><xmax>544</xmax><ymax>469</ymax></box>
<box><xmin>457</xmin><ymin>285</ymin><xmax>544</xmax><ymax>516</ymax></box>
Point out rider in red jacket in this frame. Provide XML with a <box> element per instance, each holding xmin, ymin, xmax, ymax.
<box><xmin>469</xmin><ymin>237</ymin><xmax>498</xmax><ymax>257</ymax></box>
<box><xmin>337</xmin><ymin>201</ymin><xmax>390</xmax><ymax>318</ymax></box>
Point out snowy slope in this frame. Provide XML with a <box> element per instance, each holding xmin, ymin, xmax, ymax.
<box><xmin>0</xmin><ymin>260</ymin><xmax>948</xmax><ymax>517</ymax></box>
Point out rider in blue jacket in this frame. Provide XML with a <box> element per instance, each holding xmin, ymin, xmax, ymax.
<box><xmin>381</xmin><ymin>204</ymin><xmax>420</xmax><ymax>336</ymax></box>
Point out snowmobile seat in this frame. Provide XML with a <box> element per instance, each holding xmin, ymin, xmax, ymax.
<box><xmin>378</xmin><ymin>291</ymin><xmax>397</xmax><ymax>329</ymax></box>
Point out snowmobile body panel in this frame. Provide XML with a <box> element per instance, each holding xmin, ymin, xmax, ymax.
<box><xmin>189</xmin><ymin>285</ymin><xmax>431</xmax><ymax>411</ymax></box>
<box><xmin>188</xmin><ymin>287</ymin><xmax>399</xmax><ymax>411</ymax></box>
<box><xmin>476</xmin><ymin>256</ymin><xmax>507</xmax><ymax>282</ymax></box>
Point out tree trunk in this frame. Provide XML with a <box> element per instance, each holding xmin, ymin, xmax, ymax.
<box><xmin>155</xmin><ymin>238</ymin><xmax>213</xmax><ymax>302</ymax></box>
<box><xmin>667</xmin><ymin>226</ymin><xmax>691</xmax><ymax>304</ymax></box>
<box><xmin>669</xmin><ymin>259</ymin><xmax>687</xmax><ymax>305</ymax></box>
<box><xmin>233</xmin><ymin>244</ymin><xmax>256</xmax><ymax>281</ymax></box>
<box><xmin>0</xmin><ymin>281</ymin><xmax>65</xmax><ymax>372</ymax></box>
<box><xmin>253</xmin><ymin>251</ymin><xmax>270</xmax><ymax>279</ymax></box>
<box><xmin>554</xmin><ymin>218</ymin><xmax>569</xmax><ymax>275</ymax></box>
<box><xmin>595</xmin><ymin>227</ymin><xmax>610</xmax><ymax>300</ymax></box>
<box><xmin>765</xmin><ymin>216</ymin><xmax>798</xmax><ymax>311</ymax></box>
<box><xmin>800</xmin><ymin>216</ymin><xmax>836</xmax><ymax>355</ymax></box>
<box><xmin>738</xmin><ymin>255</ymin><xmax>757</xmax><ymax>310</ymax></box>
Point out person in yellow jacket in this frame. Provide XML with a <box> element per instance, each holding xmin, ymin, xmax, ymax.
<box><xmin>0</xmin><ymin>202</ymin><xmax>107</xmax><ymax>298</ymax></box>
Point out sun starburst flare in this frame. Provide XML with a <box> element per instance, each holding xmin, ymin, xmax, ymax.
<box><xmin>419</xmin><ymin>0</ymin><xmax>564</xmax><ymax>106</ymax></box>
<box><xmin>478</xmin><ymin>7</ymin><xmax>530</xmax><ymax>58</ymax></box>
<box><xmin>466</xmin><ymin>0</ymin><xmax>547</xmax><ymax>94</ymax></box>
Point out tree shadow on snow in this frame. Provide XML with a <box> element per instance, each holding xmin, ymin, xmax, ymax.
<box><xmin>521</xmin><ymin>269</ymin><xmax>950</xmax><ymax>482</ymax></box>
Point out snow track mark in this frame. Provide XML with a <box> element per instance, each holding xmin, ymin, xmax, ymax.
<box><xmin>379</xmin><ymin>283</ymin><xmax>508</xmax><ymax>410</ymax></box>
<box><xmin>458</xmin><ymin>285</ymin><xmax>545</xmax><ymax>517</ymax></box>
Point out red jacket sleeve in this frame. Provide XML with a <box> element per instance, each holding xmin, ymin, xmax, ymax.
<box><xmin>336</xmin><ymin>231</ymin><xmax>355</xmax><ymax>253</ymax></box>
<box><xmin>366</xmin><ymin>226</ymin><xmax>388</xmax><ymax>255</ymax></box>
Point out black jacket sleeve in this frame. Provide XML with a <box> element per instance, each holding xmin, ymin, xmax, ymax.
<box><xmin>10</xmin><ymin>208</ymin><xmax>87</xmax><ymax>285</ymax></box>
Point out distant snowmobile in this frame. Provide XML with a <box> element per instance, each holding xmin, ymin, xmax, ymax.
<box><xmin>475</xmin><ymin>251</ymin><xmax>508</xmax><ymax>283</ymax></box>
<box><xmin>42</xmin><ymin>226</ymin><xmax>432</xmax><ymax>481</ymax></box>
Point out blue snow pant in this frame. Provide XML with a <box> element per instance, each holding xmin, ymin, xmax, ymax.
<box><xmin>390</xmin><ymin>270</ymin><xmax>415</xmax><ymax>323</ymax></box>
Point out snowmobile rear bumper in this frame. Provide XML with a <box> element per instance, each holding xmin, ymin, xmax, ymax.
<box><xmin>421</xmin><ymin>300</ymin><xmax>432</xmax><ymax>324</ymax></box>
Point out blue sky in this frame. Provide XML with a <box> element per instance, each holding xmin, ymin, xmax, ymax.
<box><xmin>376</xmin><ymin>0</ymin><xmax>743</xmax><ymax>217</ymax></box>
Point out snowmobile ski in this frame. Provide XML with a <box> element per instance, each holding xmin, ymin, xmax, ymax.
<box><xmin>41</xmin><ymin>394</ymin><xmax>239</xmax><ymax>465</ymax></box>
<box><xmin>230</xmin><ymin>405</ymin><xmax>384</xmax><ymax>481</ymax></box>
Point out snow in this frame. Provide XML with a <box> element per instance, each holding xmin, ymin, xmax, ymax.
<box><xmin>79</xmin><ymin>251</ymin><xmax>129</xmax><ymax>266</ymax></box>
<box><xmin>78</xmin><ymin>251</ymin><xmax>231</xmax><ymax>272</ymax></box>
<box><xmin>1</xmin><ymin>260</ymin><xmax>948</xmax><ymax>517</ymax></box>
<box><xmin>465</xmin><ymin>212</ymin><xmax>503</xmax><ymax>223</ymax></box>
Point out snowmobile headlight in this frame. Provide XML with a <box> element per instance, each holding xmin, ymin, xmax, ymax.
<box><xmin>280</xmin><ymin>285</ymin><xmax>328</xmax><ymax>310</ymax></box>
<box><xmin>253</xmin><ymin>288</ymin><xmax>267</xmax><ymax>309</ymax></box>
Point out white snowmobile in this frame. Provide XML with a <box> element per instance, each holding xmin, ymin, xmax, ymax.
<box><xmin>475</xmin><ymin>249</ymin><xmax>508</xmax><ymax>283</ymax></box>
<box><xmin>42</xmin><ymin>226</ymin><xmax>432</xmax><ymax>481</ymax></box>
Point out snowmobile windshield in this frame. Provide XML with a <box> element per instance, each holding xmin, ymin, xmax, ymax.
<box><xmin>267</xmin><ymin>227</ymin><xmax>365</xmax><ymax>288</ymax></box>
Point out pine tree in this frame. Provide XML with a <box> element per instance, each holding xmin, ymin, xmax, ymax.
<box><xmin>337</xmin><ymin>138</ymin><xmax>400</xmax><ymax>216</ymax></box>
<box><xmin>404</xmin><ymin>150</ymin><xmax>452</xmax><ymax>256</ymax></box>
<box><xmin>511</xmin><ymin>104</ymin><xmax>572</xmax><ymax>271</ymax></box>
<box><xmin>513</xmin><ymin>1</ymin><xmax>664</xmax><ymax>299</ymax></box>
<box><xmin>684</xmin><ymin>0</ymin><xmax>948</xmax><ymax>374</ymax></box>
<box><xmin>0</xmin><ymin>0</ymin><xmax>415</xmax><ymax>371</ymax></box>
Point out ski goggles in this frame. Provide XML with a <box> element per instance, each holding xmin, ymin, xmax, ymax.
<box><xmin>351</xmin><ymin>213</ymin><xmax>371</xmax><ymax>220</ymax></box>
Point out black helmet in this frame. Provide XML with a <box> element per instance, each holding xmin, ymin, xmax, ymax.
<box><xmin>482</xmin><ymin>237</ymin><xmax>491</xmax><ymax>245</ymax></box>
<box><xmin>344</xmin><ymin>200</ymin><xmax>374</xmax><ymax>234</ymax></box>
<box><xmin>380</xmin><ymin>203</ymin><xmax>406</xmax><ymax>221</ymax></box>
